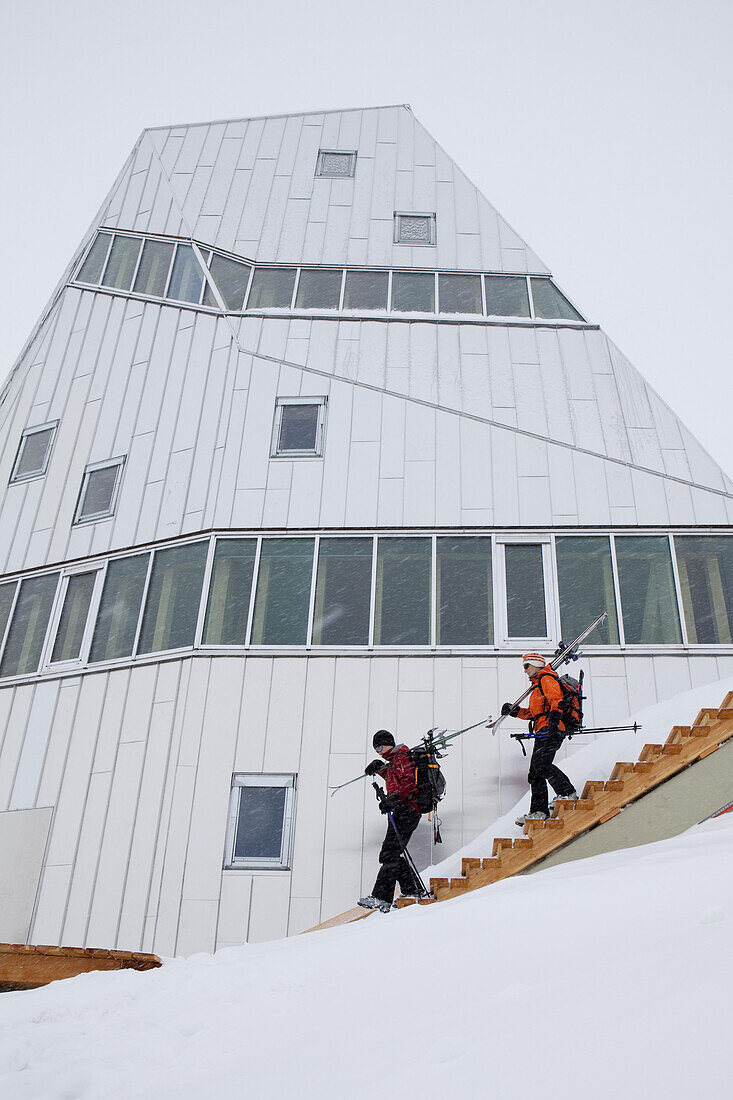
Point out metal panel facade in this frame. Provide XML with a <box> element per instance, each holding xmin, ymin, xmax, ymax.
<box><xmin>0</xmin><ymin>106</ymin><xmax>730</xmax><ymax>953</ymax></box>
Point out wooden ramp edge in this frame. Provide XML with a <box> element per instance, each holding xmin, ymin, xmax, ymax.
<box><xmin>304</xmin><ymin>905</ymin><xmax>378</xmax><ymax>933</ymax></box>
<box><xmin>0</xmin><ymin>942</ymin><xmax>162</xmax><ymax>991</ymax></box>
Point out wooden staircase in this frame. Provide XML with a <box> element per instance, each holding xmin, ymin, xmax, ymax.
<box><xmin>393</xmin><ymin>690</ymin><xmax>733</xmax><ymax>909</ymax></box>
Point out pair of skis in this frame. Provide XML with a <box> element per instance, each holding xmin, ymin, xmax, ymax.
<box><xmin>329</xmin><ymin>611</ymin><xmax>609</xmax><ymax>796</ymax></box>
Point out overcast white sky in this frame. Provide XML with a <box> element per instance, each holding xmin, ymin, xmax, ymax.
<box><xmin>2</xmin><ymin>0</ymin><xmax>732</xmax><ymax>478</ymax></box>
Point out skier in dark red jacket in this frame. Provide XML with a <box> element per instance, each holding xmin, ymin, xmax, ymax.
<box><xmin>358</xmin><ymin>730</ymin><xmax>422</xmax><ymax>913</ymax></box>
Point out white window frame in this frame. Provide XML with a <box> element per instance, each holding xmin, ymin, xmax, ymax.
<box><xmin>73</xmin><ymin>456</ymin><xmax>126</xmax><ymax>525</ymax></box>
<box><xmin>394</xmin><ymin>211</ymin><xmax>437</xmax><ymax>246</ymax></box>
<box><xmin>10</xmin><ymin>421</ymin><xmax>58</xmax><ymax>483</ymax></box>
<box><xmin>42</xmin><ymin>564</ymin><xmax>105</xmax><ymax>669</ymax></box>
<box><xmin>315</xmin><ymin>150</ymin><xmax>357</xmax><ymax>178</ymax></box>
<box><xmin>271</xmin><ymin>397</ymin><xmax>327</xmax><ymax>458</ymax></box>
<box><xmin>495</xmin><ymin>536</ymin><xmax>556</xmax><ymax>649</ymax></box>
<box><xmin>224</xmin><ymin>773</ymin><xmax>297</xmax><ymax>870</ymax></box>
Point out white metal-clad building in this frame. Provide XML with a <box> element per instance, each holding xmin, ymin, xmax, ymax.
<box><xmin>1</xmin><ymin>105</ymin><xmax>732</xmax><ymax>952</ymax></box>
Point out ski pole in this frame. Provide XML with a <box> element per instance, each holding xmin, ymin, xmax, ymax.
<box><xmin>373</xmin><ymin>783</ymin><xmax>430</xmax><ymax>898</ymax></box>
<box><xmin>510</xmin><ymin>723</ymin><xmax>642</xmax><ymax>756</ymax></box>
<box><xmin>487</xmin><ymin>611</ymin><xmax>608</xmax><ymax>736</ymax></box>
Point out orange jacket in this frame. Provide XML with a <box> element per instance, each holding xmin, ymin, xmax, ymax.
<box><xmin>516</xmin><ymin>666</ymin><xmax>566</xmax><ymax>735</ymax></box>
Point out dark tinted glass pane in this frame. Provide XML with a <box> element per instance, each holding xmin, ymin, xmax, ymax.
<box><xmin>556</xmin><ymin>537</ymin><xmax>620</xmax><ymax>645</ymax></box>
<box><xmin>166</xmin><ymin>244</ymin><xmax>204</xmax><ymax>303</ymax></box>
<box><xmin>615</xmin><ymin>536</ymin><xmax>681</xmax><ymax>644</ymax></box>
<box><xmin>391</xmin><ymin>272</ymin><xmax>435</xmax><ymax>312</ymax></box>
<box><xmin>77</xmin><ymin>233</ymin><xmax>112</xmax><ymax>284</ymax></box>
<box><xmin>0</xmin><ymin>573</ymin><xmax>59</xmax><ymax>677</ymax></box>
<box><xmin>203</xmin><ymin>539</ymin><xmax>257</xmax><ymax>645</ymax></box>
<box><xmin>133</xmin><ymin>239</ymin><xmax>175</xmax><ymax>297</ymax></box>
<box><xmin>247</xmin><ymin>268</ymin><xmax>296</xmax><ymax>308</ymax></box>
<box><xmin>438</xmin><ymin>274</ymin><xmax>482</xmax><ymax>315</ymax></box>
<box><xmin>101</xmin><ymin>235</ymin><xmax>142</xmax><ymax>291</ymax></box>
<box><xmin>78</xmin><ymin>464</ymin><xmax>120</xmax><ymax>521</ymax></box>
<box><xmin>675</xmin><ymin>536</ymin><xmax>733</xmax><ymax>644</ymax></box>
<box><xmin>531</xmin><ymin>278</ymin><xmax>583</xmax><ymax>321</ymax></box>
<box><xmin>374</xmin><ymin>538</ymin><xmax>431</xmax><ymax>645</ymax></box>
<box><xmin>484</xmin><ymin>276</ymin><xmax>530</xmax><ymax>317</ymax></box>
<box><xmin>342</xmin><ymin>270</ymin><xmax>389</xmax><ymax>310</ymax></box>
<box><xmin>0</xmin><ymin>582</ymin><xmax>17</xmax><ymax>647</ymax></box>
<box><xmin>234</xmin><ymin>786</ymin><xmax>287</xmax><ymax>859</ymax></box>
<box><xmin>203</xmin><ymin>254</ymin><xmax>251</xmax><ymax>310</ymax></box>
<box><xmin>137</xmin><ymin>542</ymin><xmax>208</xmax><ymax>654</ymax></box>
<box><xmin>437</xmin><ymin>537</ymin><xmax>493</xmax><ymax>645</ymax></box>
<box><xmin>14</xmin><ymin>427</ymin><xmax>55</xmax><ymax>479</ymax></box>
<box><xmin>251</xmin><ymin>539</ymin><xmax>315</xmax><ymax>645</ymax></box>
<box><xmin>295</xmin><ymin>269</ymin><xmax>342</xmax><ymax>309</ymax></box>
<box><xmin>505</xmin><ymin>545</ymin><xmax>547</xmax><ymax>637</ymax></box>
<box><xmin>312</xmin><ymin>537</ymin><xmax>372</xmax><ymax>645</ymax></box>
<box><xmin>89</xmin><ymin>554</ymin><xmax>149</xmax><ymax>662</ymax></box>
<box><xmin>278</xmin><ymin>405</ymin><xmax>320</xmax><ymax>453</ymax></box>
<box><xmin>51</xmin><ymin>572</ymin><xmax>96</xmax><ymax>662</ymax></box>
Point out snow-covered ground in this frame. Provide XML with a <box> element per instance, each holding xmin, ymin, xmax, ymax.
<box><xmin>1</xmin><ymin>678</ymin><xmax>731</xmax><ymax>1099</ymax></box>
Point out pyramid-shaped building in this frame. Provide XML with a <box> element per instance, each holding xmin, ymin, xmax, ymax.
<box><xmin>0</xmin><ymin>105</ymin><xmax>731</xmax><ymax>952</ymax></box>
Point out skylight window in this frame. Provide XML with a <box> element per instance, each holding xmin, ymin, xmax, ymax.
<box><xmin>74</xmin><ymin>458</ymin><xmax>125</xmax><ymax>524</ymax></box>
<box><xmin>272</xmin><ymin>399</ymin><xmax>327</xmax><ymax>457</ymax></box>
<box><xmin>316</xmin><ymin>150</ymin><xmax>356</xmax><ymax>178</ymax></box>
<box><xmin>10</xmin><ymin>422</ymin><xmax>57</xmax><ymax>482</ymax></box>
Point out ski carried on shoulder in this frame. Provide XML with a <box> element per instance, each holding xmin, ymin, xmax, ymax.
<box><xmin>486</xmin><ymin>611</ymin><xmax>608</xmax><ymax>736</ymax></box>
<box><xmin>328</xmin><ymin>612</ymin><xmax>608</xmax><ymax>795</ymax></box>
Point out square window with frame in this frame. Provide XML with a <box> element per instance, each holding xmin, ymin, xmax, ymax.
<box><xmin>316</xmin><ymin>150</ymin><xmax>357</xmax><ymax>178</ymax></box>
<box><xmin>394</xmin><ymin>212</ymin><xmax>436</xmax><ymax>246</ymax></box>
<box><xmin>225</xmin><ymin>774</ymin><xmax>296</xmax><ymax>869</ymax></box>
<box><xmin>11</xmin><ymin>422</ymin><xmax>58</xmax><ymax>483</ymax></box>
<box><xmin>272</xmin><ymin>398</ymin><xmax>326</xmax><ymax>457</ymax></box>
<box><xmin>74</xmin><ymin>457</ymin><xmax>125</xmax><ymax>524</ymax></box>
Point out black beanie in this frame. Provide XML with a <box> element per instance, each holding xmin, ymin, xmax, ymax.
<box><xmin>373</xmin><ymin>729</ymin><xmax>395</xmax><ymax>750</ymax></box>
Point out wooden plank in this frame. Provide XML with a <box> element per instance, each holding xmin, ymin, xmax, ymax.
<box><xmin>304</xmin><ymin>905</ymin><xmax>376</xmax><ymax>933</ymax></box>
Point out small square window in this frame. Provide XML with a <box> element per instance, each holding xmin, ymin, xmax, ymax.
<box><xmin>316</xmin><ymin>150</ymin><xmax>356</xmax><ymax>178</ymax></box>
<box><xmin>272</xmin><ymin>399</ymin><xmax>326</xmax><ymax>457</ymax></box>
<box><xmin>225</xmin><ymin>774</ymin><xmax>296</xmax><ymax>869</ymax></box>
<box><xmin>394</xmin><ymin>212</ymin><xmax>436</xmax><ymax>246</ymax></box>
<box><xmin>11</xmin><ymin>422</ymin><xmax>58</xmax><ymax>482</ymax></box>
<box><xmin>74</xmin><ymin>458</ymin><xmax>125</xmax><ymax>524</ymax></box>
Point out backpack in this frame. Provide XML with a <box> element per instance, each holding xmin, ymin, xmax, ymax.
<box><xmin>409</xmin><ymin>742</ymin><xmax>447</xmax><ymax>814</ymax></box>
<box><xmin>538</xmin><ymin>668</ymin><xmax>584</xmax><ymax>732</ymax></box>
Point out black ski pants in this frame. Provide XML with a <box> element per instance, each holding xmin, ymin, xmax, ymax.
<box><xmin>528</xmin><ymin>732</ymin><xmax>575</xmax><ymax>814</ymax></box>
<box><xmin>372</xmin><ymin>803</ymin><xmax>422</xmax><ymax>904</ymax></box>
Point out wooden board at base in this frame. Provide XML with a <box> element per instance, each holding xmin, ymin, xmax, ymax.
<box><xmin>303</xmin><ymin>906</ymin><xmax>378</xmax><ymax>933</ymax></box>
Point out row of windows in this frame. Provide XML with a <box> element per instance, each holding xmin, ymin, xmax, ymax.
<box><xmin>0</xmin><ymin>532</ymin><xmax>730</xmax><ymax>682</ymax></box>
<box><xmin>11</xmin><ymin>400</ymin><xmax>320</xmax><ymax>513</ymax></box>
<box><xmin>74</xmin><ymin>231</ymin><xmax>584</xmax><ymax>321</ymax></box>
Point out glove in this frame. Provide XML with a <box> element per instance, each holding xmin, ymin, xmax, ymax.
<box><xmin>365</xmin><ymin>759</ymin><xmax>385</xmax><ymax>777</ymax></box>
<box><xmin>501</xmin><ymin>702</ymin><xmax>520</xmax><ymax>717</ymax></box>
<box><xmin>546</xmin><ymin>712</ymin><xmax>561</xmax><ymax>735</ymax></box>
<box><xmin>379</xmin><ymin>793</ymin><xmax>402</xmax><ymax>814</ymax></box>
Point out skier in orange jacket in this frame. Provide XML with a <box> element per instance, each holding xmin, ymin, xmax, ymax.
<box><xmin>501</xmin><ymin>653</ymin><xmax>578</xmax><ymax>826</ymax></box>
